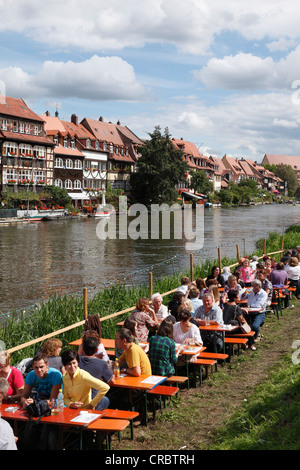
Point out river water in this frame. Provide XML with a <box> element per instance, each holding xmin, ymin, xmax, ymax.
<box><xmin>1</xmin><ymin>203</ymin><xmax>300</xmax><ymax>315</ymax></box>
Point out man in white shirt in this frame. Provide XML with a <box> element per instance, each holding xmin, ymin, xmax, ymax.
<box><xmin>242</xmin><ymin>280</ymin><xmax>268</xmax><ymax>342</ymax></box>
<box><xmin>0</xmin><ymin>377</ymin><xmax>18</xmax><ymax>450</ymax></box>
<box><xmin>194</xmin><ymin>293</ymin><xmax>224</xmax><ymax>352</ymax></box>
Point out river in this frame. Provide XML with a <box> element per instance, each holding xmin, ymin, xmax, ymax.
<box><xmin>1</xmin><ymin>203</ymin><xmax>300</xmax><ymax>315</ymax></box>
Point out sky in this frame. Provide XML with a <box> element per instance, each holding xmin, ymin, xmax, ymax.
<box><xmin>1</xmin><ymin>0</ymin><xmax>300</xmax><ymax>162</ymax></box>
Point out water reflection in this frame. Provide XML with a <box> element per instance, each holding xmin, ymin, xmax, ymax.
<box><xmin>0</xmin><ymin>204</ymin><xmax>299</xmax><ymax>314</ymax></box>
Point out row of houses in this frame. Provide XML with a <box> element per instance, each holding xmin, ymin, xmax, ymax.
<box><xmin>0</xmin><ymin>95</ymin><xmax>296</xmax><ymax>208</ymax></box>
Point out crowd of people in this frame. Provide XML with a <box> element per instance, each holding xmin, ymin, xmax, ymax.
<box><xmin>1</xmin><ymin>246</ymin><xmax>300</xmax><ymax>449</ymax></box>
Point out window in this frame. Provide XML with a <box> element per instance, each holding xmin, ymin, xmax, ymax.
<box><xmin>19</xmin><ymin>144</ymin><xmax>33</xmax><ymax>157</ymax></box>
<box><xmin>66</xmin><ymin>159</ymin><xmax>73</xmax><ymax>169</ymax></box>
<box><xmin>74</xmin><ymin>160</ymin><xmax>82</xmax><ymax>169</ymax></box>
<box><xmin>86</xmin><ymin>139</ymin><xmax>91</xmax><ymax>149</ymax></box>
<box><xmin>4</xmin><ymin>169</ymin><xmax>18</xmax><ymax>182</ymax></box>
<box><xmin>3</xmin><ymin>142</ymin><xmax>18</xmax><ymax>156</ymax></box>
<box><xmin>103</xmin><ymin>141</ymin><xmax>107</xmax><ymax>152</ymax></box>
<box><xmin>63</xmin><ymin>138</ymin><xmax>68</xmax><ymax>148</ymax></box>
<box><xmin>54</xmin><ymin>179</ymin><xmax>63</xmax><ymax>188</ymax></box>
<box><xmin>109</xmin><ymin>144</ymin><xmax>113</xmax><ymax>153</ymax></box>
<box><xmin>115</xmin><ymin>146</ymin><xmax>119</xmax><ymax>155</ymax></box>
<box><xmin>19</xmin><ymin>123</ymin><xmax>24</xmax><ymax>133</ymax></box>
<box><xmin>73</xmin><ymin>179</ymin><xmax>82</xmax><ymax>189</ymax></box>
<box><xmin>19</xmin><ymin>169</ymin><xmax>33</xmax><ymax>181</ymax></box>
<box><xmin>54</xmin><ymin>136</ymin><xmax>59</xmax><ymax>146</ymax></box>
<box><xmin>55</xmin><ymin>158</ymin><xmax>64</xmax><ymax>168</ymax></box>
<box><xmin>33</xmin><ymin>146</ymin><xmax>46</xmax><ymax>159</ymax></box>
<box><xmin>13</xmin><ymin>121</ymin><xmax>18</xmax><ymax>132</ymax></box>
<box><xmin>71</xmin><ymin>140</ymin><xmax>76</xmax><ymax>149</ymax></box>
<box><xmin>95</xmin><ymin>141</ymin><xmax>99</xmax><ymax>150</ymax></box>
<box><xmin>25</xmin><ymin>124</ymin><xmax>31</xmax><ymax>134</ymax></box>
<box><xmin>65</xmin><ymin>179</ymin><xmax>72</xmax><ymax>189</ymax></box>
<box><xmin>34</xmin><ymin>125</ymin><xmax>39</xmax><ymax>136</ymax></box>
<box><xmin>33</xmin><ymin>171</ymin><xmax>45</xmax><ymax>182</ymax></box>
<box><xmin>1</xmin><ymin>119</ymin><xmax>8</xmax><ymax>130</ymax></box>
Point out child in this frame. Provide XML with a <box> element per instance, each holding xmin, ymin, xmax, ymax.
<box><xmin>240</xmin><ymin>258</ymin><xmax>255</xmax><ymax>287</ymax></box>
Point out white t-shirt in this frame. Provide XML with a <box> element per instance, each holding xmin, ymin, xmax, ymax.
<box><xmin>285</xmin><ymin>265</ymin><xmax>300</xmax><ymax>280</ymax></box>
<box><xmin>0</xmin><ymin>419</ymin><xmax>17</xmax><ymax>450</ymax></box>
<box><xmin>173</xmin><ymin>322</ymin><xmax>203</xmax><ymax>345</ymax></box>
<box><xmin>155</xmin><ymin>304</ymin><xmax>169</xmax><ymax>321</ymax></box>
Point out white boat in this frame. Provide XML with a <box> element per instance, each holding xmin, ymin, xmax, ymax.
<box><xmin>93</xmin><ymin>193</ymin><xmax>114</xmax><ymax>218</ymax></box>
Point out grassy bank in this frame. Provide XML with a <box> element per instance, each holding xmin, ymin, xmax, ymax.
<box><xmin>1</xmin><ymin>225</ymin><xmax>300</xmax><ymax>365</ymax></box>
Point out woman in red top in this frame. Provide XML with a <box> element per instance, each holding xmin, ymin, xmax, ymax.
<box><xmin>0</xmin><ymin>351</ymin><xmax>24</xmax><ymax>403</ymax></box>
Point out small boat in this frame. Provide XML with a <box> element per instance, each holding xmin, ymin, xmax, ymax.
<box><xmin>24</xmin><ymin>215</ymin><xmax>44</xmax><ymax>221</ymax></box>
<box><xmin>93</xmin><ymin>193</ymin><xmax>114</xmax><ymax>218</ymax></box>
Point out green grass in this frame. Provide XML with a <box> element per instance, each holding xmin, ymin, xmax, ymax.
<box><xmin>209</xmin><ymin>355</ymin><xmax>300</xmax><ymax>450</ymax></box>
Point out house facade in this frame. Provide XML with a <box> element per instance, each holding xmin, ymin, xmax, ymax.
<box><xmin>0</xmin><ymin>97</ymin><xmax>54</xmax><ymax>194</ymax></box>
<box><xmin>81</xmin><ymin>117</ymin><xmax>138</xmax><ymax>191</ymax></box>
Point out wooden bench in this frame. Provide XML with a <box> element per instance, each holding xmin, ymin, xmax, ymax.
<box><xmin>86</xmin><ymin>418</ymin><xmax>130</xmax><ymax>450</ymax></box>
<box><xmin>226</xmin><ymin>331</ymin><xmax>255</xmax><ymax>338</ymax></box>
<box><xmin>102</xmin><ymin>409</ymin><xmax>139</xmax><ymax>440</ymax></box>
<box><xmin>224</xmin><ymin>337</ymin><xmax>248</xmax><ymax>360</ymax></box>
<box><xmin>165</xmin><ymin>376</ymin><xmax>189</xmax><ymax>387</ymax></box>
<box><xmin>147</xmin><ymin>385</ymin><xmax>179</xmax><ymax>420</ymax></box>
<box><xmin>190</xmin><ymin>358</ymin><xmax>217</xmax><ymax>386</ymax></box>
<box><xmin>197</xmin><ymin>352</ymin><xmax>229</xmax><ymax>371</ymax></box>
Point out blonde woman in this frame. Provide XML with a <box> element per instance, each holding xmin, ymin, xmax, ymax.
<box><xmin>41</xmin><ymin>338</ymin><xmax>65</xmax><ymax>373</ymax></box>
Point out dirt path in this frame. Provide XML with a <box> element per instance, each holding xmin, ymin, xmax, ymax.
<box><xmin>111</xmin><ymin>307</ymin><xmax>300</xmax><ymax>451</ymax></box>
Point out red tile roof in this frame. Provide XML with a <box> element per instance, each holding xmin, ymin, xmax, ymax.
<box><xmin>0</xmin><ymin>96</ymin><xmax>45</xmax><ymax>122</ymax></box>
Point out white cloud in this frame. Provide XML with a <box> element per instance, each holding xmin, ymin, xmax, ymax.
<box><xmin>1</xmin><ymin>1</ymin><xmax>300</xmax><ymax>54</ymax></box>
<box><xmin>194</xmin><ymin>46</ymin><xmax>300</xmax><ymax>92</ymax></box>
<box><xmin>0</xmin><ymin>55</ymin><xmax>148</xmax><ymax>101</ymax></box>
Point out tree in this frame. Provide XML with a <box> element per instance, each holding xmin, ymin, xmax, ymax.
<box><xmin>190</xmin><ymin>170</ymin><xmax>213</xmax><ymax>195</ymax></box>
<box><xmin>273</xmin><ymin>164</ymin><xmax>298</xmax><ymax>195</ymax></box>
<box><xmin>44</xmin><ymin>185</ymin><xmax>72</xmax><ymax>206</ymax></box>
<box><xmin>130</xmin><ymin>126</ymin><xmax>188</xmax><ymax>205</ymax></box>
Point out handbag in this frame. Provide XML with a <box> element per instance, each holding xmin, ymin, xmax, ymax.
<box><xmin>26</xmin><ymin>399</ymin><xmax>51</xmax><ymax>420</ymax></box>
<box><xmin>234</xmin><ymin>305</ymin><xmax>251</xmax><ymax>334</ymax></box>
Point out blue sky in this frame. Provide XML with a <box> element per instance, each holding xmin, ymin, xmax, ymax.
<box><xmin>1</xmin><ymin>0</ymin><xmax>300</xmax><ymax>162</ymax></box>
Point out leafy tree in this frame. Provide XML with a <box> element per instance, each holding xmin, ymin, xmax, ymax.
<box><xmin>273</xmin><ymin>164</ymin><xmax>298</xmax><ymax>195</ymax></box>
<box><xmin>130</xmin><ymin>126</ymin><xmax>188</xmax><ymax>205</ymax></box>
<box><xmin>190</xmin><ymin>170</ymin><xmax>213</xmax><ymax>195</ymax></box>
<box><xmin>44</xmin><ymin>185</ymin><xmax>72</xmax><ymax>206</ymax></box>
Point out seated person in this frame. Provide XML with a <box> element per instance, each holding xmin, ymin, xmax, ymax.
<box><xmin>129</xmin><ymin>297</ymin><xmax>158</xmax><ymax>342</ymax></box>
<box><xmin>285</xmin><ymin>257</ymin><xmax>300</xmax><ymax>299</ymax></box>
<box><xmin>195</xmin><ymin>278</ymin><xmax>206</xmax><ymax>299</ymax></box>
<box><xmin>173</xmin><ymin>309</ymin><xmax>203</xmax><ymax>346</ymax></box>
<box><xmin>0</xmin><ymin>350</ymin><xmax>24</xmax><ymax>404</ymax></box>
<box><xmin>223</xmin><ymin>289</ymin><xmax>256</xmax><ymax>350</ymax></box>
<box><xmin>115</xmin><ymin>317</ymin><xmax>140</xmax><ymax>361</ymax></box>
<box><xmin>61</xmin><ymin>349</ymin><xmax>110</xmax><ymax>410</ymax></box>
<box><xmin>206</xmin><ymin>266</ymin><xmax>225</xmax><ymax>288</ymax></box>
<box><xmin>193</xmin><ymin>292</ymin><xmax>224</xmax><ymax>352</ymax></box>
<box><xmin>167</xmin><ymin>291</ymin><xmax>185</xmax><ymax>321</ymax></box>
<box><xmin>151</xmin><ymin>292</ymin><xmax>169</xmax><ymax>321</ymax></box>
<box><xmin>41</xmin><ymin>338</ymin><xmax>65</xmax><ymax>373</ymax></box>
<box><xmin>269</xmin><ymin>261</ymin><xmax>291</xmax><ymax>308</ymax></box>
<box><xmin>221</xmin><ymin>266</ymin><xmax>231</xmax><ymax>284</ymax></box>
<box><xmin>188</xmin><ymin>287</ymin><xmax>203</xmax><ymax>314</ymax></box>
<box><xmin>116</xmin><ymin>328</ymin><xmax>152</xmax><ymax>376</ymax></box>
<box><xmin>148</xmin><ymin>319</ymin><xmax>179</xmax><ymax>377</ymax></box>
<box><xmin>241</xmin><ymin>279</ymin><xmax>268</xmax><ymax>342</ymax></box>
<box><xmin>78</xmin><ymin>336</ymin><xmax>115</xmax><ymax>410</ymax></box>
<box><xmin>21</xmin><ymin>352</ymin><xmax>62</xmax><ymax>408</ymax></box>
<box><xmin>250</xmin><ymin>256</ymin><xmax>259</xmax><ymax>270</ymax></box>
<box><xmin>177</xmin><ymin>276</ymin><xmax>190</xmax><ymax>295</ymax></box>
<box><xmin>0</xmin><ymin>378</ymin><xmax>18</xmax><ymax>450</ymax></box>
<box><xmin>256</xmin><ymin>269</ymin><xmax>273</xmax><ymax>304</ymax></box>
<box><xmin>208</xmin><ymin>285</ymin><xmax>221</xmax><ymax>307</ymax></box>
<box><xmin>78</xmin><ymin>330</ymin><xmax>109</xmax><ymax>362</ymax></box>
<box><xmin>240</xmin><ymin>258</ymin><xmax>255</xmax><ymax>287</ymax></box>
<box><xmin>223</xmin><ymin>275</ymin><xmax>243</xmax><ymax>299</ymax></box>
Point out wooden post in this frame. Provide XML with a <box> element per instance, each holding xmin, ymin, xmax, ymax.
<box><xmin>263</xmin><ymin>239</ymin><xmax>267</xmax><ymax>253</ymax></box>
<box><xmin>281</xmin><ymin>235</ymin><xmax>284</xmax><ymax>251</ymax></box>
<box><xmin>236</xmin><ymin>244</ymin><xmax>240</xmax><ymax>261</ymax></box>
<box><xmin>218</xmin><ymin>248</ymin><xmax>222</xmax><ymax>270</ymax></box>
<box><xmin>190</xmin><ymin>253</ymin><xmax>194</xmax><ymax>282</ymax></box>
<box><xmin>83</xmin><ymin>287</ymin><xmax>88</xmax><ymax>320</ymax></box>
<box><xmin>149</xmin><ymin>272</ymin><xmax>153</xmax><ymax>299</ymax></box>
